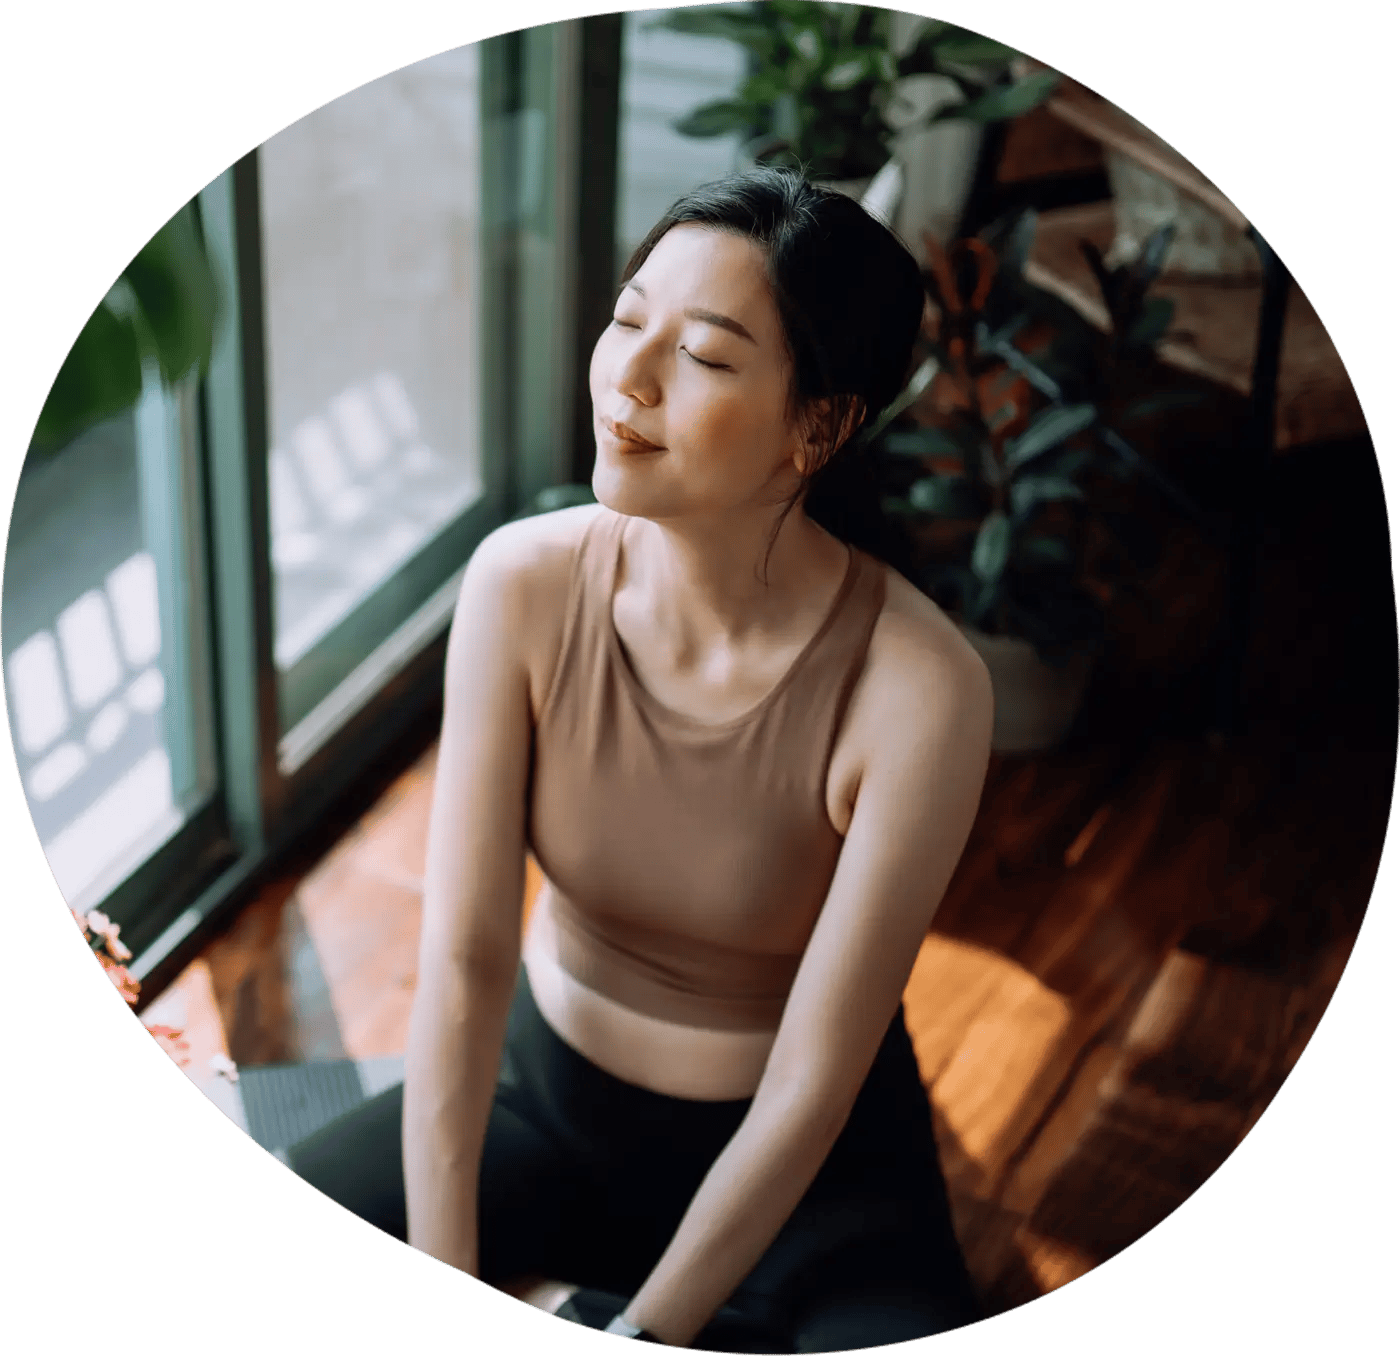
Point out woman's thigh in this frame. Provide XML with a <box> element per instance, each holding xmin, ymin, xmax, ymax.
<box><xmin>728</xmin><ymin>1195</ymin><xmax>980</xmax><ymax>1348</ymax></box>
<box><xmin>281</xmin><ymin>1077</ymin><xmax>595</xmax><ymax>1288</ymax></box>
<box><xmin>283</xmin><ymin>1081</ymin><xmax>410</xmax><ymax>1241</ymax></box>
<box><xmin>476</xmin><ymin>1089</ymin><xmax>605</xmax><ymax>1288</ymax></box>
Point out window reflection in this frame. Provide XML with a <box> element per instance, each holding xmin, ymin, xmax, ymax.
<box><xmin>259</xmin><ymin>45</ymin><xmax>483</xmax><ymax>687</ymax></box>
<box><xmin>4</xmin><ymin>394</ymin><xmax>208</xmax><ymax>908</ymax></box>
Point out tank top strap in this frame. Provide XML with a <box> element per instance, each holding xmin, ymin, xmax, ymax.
<box><xmin>537</xmin><ymin>508</ymin><xmax>622</xmax><ymax>726</ymax></box>
<box><xmin>761</xmin><ymin>544</ymin><xmax>888</xmax><ymax>778</ymax></box>
<box><xmin>814</xmin><ymin>546</ymin><xmax>888</xmax><ymax>669</ymax></box>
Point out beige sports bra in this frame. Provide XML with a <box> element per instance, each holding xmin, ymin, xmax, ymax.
<box><xmin>525</xmin><ymin>509</ymin><xmax>887</xmax><ymax>1038</ymax></box>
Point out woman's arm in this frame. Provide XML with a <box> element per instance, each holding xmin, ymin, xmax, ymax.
<box><xmin>619</xmin><ymin>617</ymin><xmax>994</xmax><ymax>1346</ymax></box>
<box><xmin>401</xmin><ymin>524</ymin><xmax>545</xmax><ymax>1276</ymax></box>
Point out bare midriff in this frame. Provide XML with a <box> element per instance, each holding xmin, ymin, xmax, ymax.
<box><xmin>521</xmin><ymin>880</ymin><xmax>778</xmax><ymax>1102</ymax></box>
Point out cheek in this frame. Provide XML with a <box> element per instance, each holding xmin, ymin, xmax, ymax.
<box><xmin>588</xmin><ymin>330</ymin><xmax>611</xmax><ymax>401</ymax></box>
<box><xmin>686</xmin><ymin>396</ymin><xmax>796</xmax><ymax>491</ymax></box>
<box><xmin>699</xmin><ymin>381</ymin><xmax>791</xmax><ymax>455</ymax></box>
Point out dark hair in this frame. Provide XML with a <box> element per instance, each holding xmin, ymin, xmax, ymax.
<box><xmin>619</xmin><ymin>166</ymin><xmax>924</xmax><ymax>572</ymax></box>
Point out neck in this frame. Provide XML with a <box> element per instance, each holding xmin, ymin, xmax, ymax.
<box><xmin>626</xmin><ymin>501</ymin><xmax>847</xmax><ymax>647</ymax></box>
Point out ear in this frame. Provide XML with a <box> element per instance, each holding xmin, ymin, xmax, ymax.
<box><xmin>795</xmin><ymin>396</ymin><xmax>865</xmax><ymax>476</ymax></box>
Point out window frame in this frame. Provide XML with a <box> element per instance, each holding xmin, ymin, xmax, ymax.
<box><xmin>107</xmin><ymin>20</ymin><xmax>619</xmax><ymax>1003</ymax></box>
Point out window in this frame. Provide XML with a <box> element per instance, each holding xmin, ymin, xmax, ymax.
<box><xmin>616</xmin><ymin>10</ymin><xmax>748</xmax><ymax>269</ymax></box>
<box><xmin>3</xmin><ymin>373</ymin><xmax>217</xmax><ymax>919</ymax></box>
<box><xmin>4</xmin><ymin>23</ymin><xmax>591</xmax><ymax>986</ymax></box>
<box><xmin>257</xmin><ymin>43</ymin><xmax>492</xmax><ymax>738</ymax></box>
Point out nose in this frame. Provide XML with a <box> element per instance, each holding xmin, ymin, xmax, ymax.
<box><xmin>607</xmin><ymin>325</ymin><xmax>662</xmax><ymax>409</ymax></box>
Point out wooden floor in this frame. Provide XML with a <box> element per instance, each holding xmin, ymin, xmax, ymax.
<box><xmin>141</xmin><ymin>438</ymin><xmax>1395</xmax><ymax>1319</ymax></box>
<box><xmin>145</xmin><ymin>727</ymin><xmax>1386</xmax><ymax>1315</ymax></box>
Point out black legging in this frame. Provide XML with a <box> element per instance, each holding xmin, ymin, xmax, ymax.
<box><xmin>285</xmin><ymin>969</ymin><xmax>982</xmax><ymax>1352</ymax></box>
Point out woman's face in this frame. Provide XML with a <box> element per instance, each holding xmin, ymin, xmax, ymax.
<box><xmin>589</xmin><ymin>223</ymin><xmax>808</xmax><ymax>522</ymax></box>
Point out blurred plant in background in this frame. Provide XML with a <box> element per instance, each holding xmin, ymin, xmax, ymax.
<box><xmin>871</xmin><ymin>209</ymin><xmax>1206</xmax><ymax>668</ymax></box>
<box><xmin>72</xmin><ymin>904</ymin><xmax>139</xmax><ymax>1001</ymax></box>
<box><xmin>31</xmin><ymin>207</ymin><xmax>221</xmax><ymax>456</ymax></box>
<box><xmin>651</xmin><ymin>2</ymin><xmax>1060</xmax><ymax>181</ymax></box>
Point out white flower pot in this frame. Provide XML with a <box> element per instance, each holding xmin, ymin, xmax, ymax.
<box><xmin>886</xmin><ymin>14</ymin><xmax>984</xmax><ymax>260</ymax></box>
<box><xmin>959</xmin><ymin>625</ymin><xmax>1093</xmax><ymax>755</ymax></box>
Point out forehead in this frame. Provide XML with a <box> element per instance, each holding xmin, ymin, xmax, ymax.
<box><xmin>631</xmin><ymin>225</ymin><xmax>775</xmax><ymax>324</ymax></box>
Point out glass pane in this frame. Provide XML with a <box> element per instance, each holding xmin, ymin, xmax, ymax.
<box><xmin>3</xmin><ymin>379</ymin><xmax>217</xmax><ymax>912</ymax></box>
<box><xmin>616</xmin><ymin>9</ymin><xmax>748</xmax><ymax>267</ymax></box>
<box><xmin>258</xmin><ymin>43</ymin><xmax>484</xmax><ymax>729</ymax></box>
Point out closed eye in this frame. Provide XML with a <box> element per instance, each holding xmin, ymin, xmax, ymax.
<box><xmin>684</xmin><ymin>349</ymin><xmax>727</xmax><ymax>371</ymax></box>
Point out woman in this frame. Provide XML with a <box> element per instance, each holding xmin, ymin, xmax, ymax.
<box><xmin>287</xmin><ymin>168</ymin><xmax>994</xmax><ymax>1351</ymax></box>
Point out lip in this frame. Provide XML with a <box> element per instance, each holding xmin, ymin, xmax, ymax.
<box><xmin>602</xmin><ymin>417</ymin><xmax>664</xmax><ymax>451</ymax></box>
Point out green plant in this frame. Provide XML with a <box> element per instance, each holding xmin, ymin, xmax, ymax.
<box><xmin>651</xmin><ymin>2</ymin><xmax>1060</xmax><ymax>181</ymax></box>
<box><xmin>872</xmin><ymin>209</ymin><xmax>1204</xmax><ymax>666</ymax></box>
<box><xmin>32</xmin><ymin>205</ymin><xmax>221</xmax><ymax>456</ymax></box>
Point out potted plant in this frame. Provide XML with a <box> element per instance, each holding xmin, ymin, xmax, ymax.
<box><xmin>30</xmin><ymin>204</ymin><xmax>221</xmax><ymax>457</ymax></box>
<box><xmin>867</xmin><ymin>207</ymin><xmax>1205</xmax><ymax>753</ymax></box>
<box><xmin>649</xmin><ymin>2</ymin><xmax>1061</xmax><ymax>208</ymax></box>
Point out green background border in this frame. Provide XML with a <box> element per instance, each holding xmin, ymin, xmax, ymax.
<box><xmin>5</xmin><ymin>0</ymin><xmax>1394</xmax><ymax>1349</ymax></box>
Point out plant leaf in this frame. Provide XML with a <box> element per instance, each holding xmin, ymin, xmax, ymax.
<box><xmin>1016</xmin><ymin>534</ymin><xmax>1074</xmax><ymax>567</ymax></box>
<box><xmin>792</xmin><ymin>25</ymin><xmax>822</xmax><ymax>62</ymax></box>
<box><xmin>1120</xmin><ymin>389</ymin><xmax>1207</xmax><ymax>422</ymax></box>
<box><xmin>1042</xmin><ymin>446</ymin><xmax>1095</xmax><ymax>480</ymax></box>
<box><xmin>966</xmin><ymin>575</ymin><xmax>1002</xmax><ymax>629</ymax></box>
<box><xmin>899</xmin><ymin>19</ymin><xmax>958</xmax><ymax>74</ymax></box>
<box><xmin>1126</xmin><ymin>295</ymin><xmax>1175</xmax><ymax>349</ymax></box>
<box><xmin>673</xmin><ymin>99</ymin><xmax>755</xmax><ymax>138</ymax></box>
<box><xmin>1098</xmin><ymin>426</ymin><xmax>1210</xmax><ymax>530</ymax></box>
<box><xmin>881</xmin><ymin>425</ymin><xmax>970</xmax><ymax>461</ymax></box>
<box><xmin>931</xmin><ymin>32</ymin><xmax>1021</xmax><ymax>65</ymax></box>
<box><xmin>1078</xmin><ymin>237</ymin><xmax>1116</xmax><ymax>312</ymax></box>
<box><xmin>861</xmin><ymin>354</ymin><xmax>940</xmax><ymax>443</ymax></box>
<box><xmin>1010</xmin><ymin>475</ymin><xmax>1083</xmax><ymax>518</ymax></box>
<box><xmin>907</xmin><ymin>474</ymin><xmax>984</xmax><ymax>517</ymax></box>
<box><xmin>823</xmin><ymin>56</ymin><xmax>869</xmax><ymax>91</ymax></box>
<box><xmin>1000</xmin><ymin>209</ymin><xmax>1038</xmax><ymax>278</ymax></box>
<box><xmin>971</xmin><ymin>510</ymin><xmax>1013</xmax><ymax>585</ymax></box>
<box><xmin>124</xmin><ymin>210</ymin><xmax>222</xmax><ymax>387</ymax></box>
<box><xmin>1137</xmin><ymin>221</ymin><xmax>1178</xmax><ymax>283</ymax></box>
<box><xmin>644</xmin><ymin>7</ymin><xmax>776</xmax><ymax>56</ymax></box>
<box><xmin>978</xmin><ymin>331</ymin><xmax>1063</xmax><ymax>402</ymax></box>
<box><xmin>933</xmin><ymin>69</ymin><xmax>1060</xmax><ymax>124</ymax></box>
<box><xmin>32</xmin><ymin>300</ymin><xmax>144</xmax><ymax>453</ymax></box>
<box><xmin>1003</xmin><ymin>402</ymin><xmax>1098</xmax><ymax>472</ymax></box>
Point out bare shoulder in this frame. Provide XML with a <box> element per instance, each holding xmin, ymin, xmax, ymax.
<box><xmin>850</xmin><ymin>563</ymin><xmax>994</xmax><ymax>757</ymax></box>
<box><xmin>451</xmin><ymin>503</ymin><xmax>610</xmax><ymax>714</ymax></box>
<box><xmin>464</xmin><ymin>502</ymin><xmax>608</xmax><ymax>597</ymax></box>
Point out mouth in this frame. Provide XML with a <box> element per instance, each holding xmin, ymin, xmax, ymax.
<box><xmin>602</xmin><ymin>417</ymin><xmax>664</xmax><ymax>452</ymax></box>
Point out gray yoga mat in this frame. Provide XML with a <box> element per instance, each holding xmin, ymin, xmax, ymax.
<box><xmin>204</xmin><ymin>1055</ymin><xmax>405</xmax><ymax>1157</ymax></box>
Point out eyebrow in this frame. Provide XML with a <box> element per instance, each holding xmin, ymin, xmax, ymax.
<box><xmin>625</xmin><ymin>280</ymin><xmax>757</xmax><ymax>345</ymax></box>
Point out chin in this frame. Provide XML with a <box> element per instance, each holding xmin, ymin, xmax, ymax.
<box><xmin>591</xmin><ymin>445</ymin><xmax>670</xmax><ymax>520</ymax></box>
